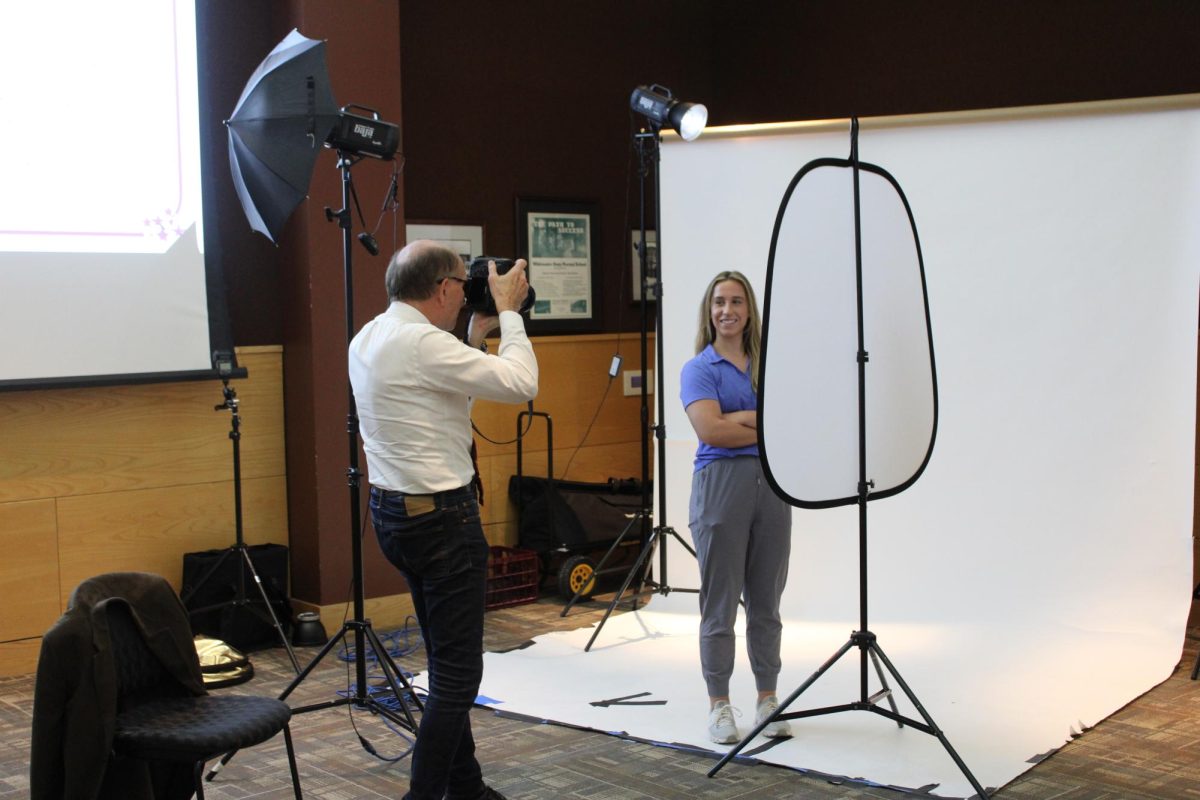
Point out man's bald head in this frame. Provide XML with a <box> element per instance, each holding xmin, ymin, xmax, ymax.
<box><xmin>385</xmin><ymin>240</ymin><xmax>464</xmax><ymax>302</ymax></box>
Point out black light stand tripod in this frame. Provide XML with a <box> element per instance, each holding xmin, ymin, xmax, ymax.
<box><xmin>706</xmin><ymin>119</ymin><xmax>989</xmax><ymax>799</ymax></box>
<box><xmin>565</xmin><ymin>120</ymin><xmax>698</xmax><ymax>653</ymax></box>
<box><xmin>206</xmin><ymin>155</ymin><xmax>419</xmax><ymax>785</ymax></box>
<box><xmin>182</xmin><ymin>362</ymin><xmax>301</xmax><ymax>674</ymax></box>
<box><xmin>274</xmin><ymin>153</ymin><xmax>422</xmax><ymax>728</ymax></box>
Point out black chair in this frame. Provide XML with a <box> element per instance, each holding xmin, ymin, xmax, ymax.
<box><xmin>107</xmin><ymin>593</ymin><xmax>304</xmax><ymax>799</ymax></box>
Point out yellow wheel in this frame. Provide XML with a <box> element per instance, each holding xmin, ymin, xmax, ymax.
<box><xmin>557</xmin><ymin>555</ymin><xmax>597</xmax><ymax>600</ymax></box>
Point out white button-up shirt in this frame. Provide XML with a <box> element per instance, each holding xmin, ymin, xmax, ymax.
<box><xmin>348</xmin><ymin>302</ymin><xmax>538</xmax><ymax>494</ymax></box>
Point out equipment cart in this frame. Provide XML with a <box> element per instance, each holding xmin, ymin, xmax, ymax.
<box><xmin>508</xmin><ymin>410</ymin><xmax>647</xmax><ymax>600</ymax></box>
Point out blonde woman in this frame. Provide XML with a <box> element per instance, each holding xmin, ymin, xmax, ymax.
<box><xmin>680</xmin><ymin>270</ymin><xmax>792</xmax><ymax>744</ymax></box>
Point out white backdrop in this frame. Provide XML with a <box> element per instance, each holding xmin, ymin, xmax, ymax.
<box><xmin>482</xmin><ymin>98</ymin><xmax>1200</xmax><ymax>797</ymax></box>
<box><xmin>658</xmin><ymin>100</ymin><xmax>1198</xmax><ymax>632</ymax></box>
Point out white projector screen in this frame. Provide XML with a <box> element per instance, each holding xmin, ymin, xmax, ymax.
<box><xmin>0</xmin><ymin>0</ymin><xmax>212</xmax><ymax>387</ymax></box>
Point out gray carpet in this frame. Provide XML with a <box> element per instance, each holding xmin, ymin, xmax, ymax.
<box><xmin>4</xmin><ymin>594</ymin><xmax>1198</xmax><ymax>799</ymax></box>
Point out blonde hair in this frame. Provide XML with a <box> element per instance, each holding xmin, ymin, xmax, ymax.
<box><xmin>694</xmin><ymin>270</ymin><xmax>762</xmax><ymax>392</ymax></box>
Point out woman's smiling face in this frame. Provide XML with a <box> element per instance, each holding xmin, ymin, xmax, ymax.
<box><xmin>710</xmin><ymin>279</ymin><xmax>748</xmax><ymax>342</ymax></box>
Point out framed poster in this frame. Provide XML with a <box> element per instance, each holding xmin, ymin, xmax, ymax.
<box><xmin>405</xmin><ymin>221</ymin><xmax>485</xmax><ymax>263</ymax></box>
<box><xmin>631</xmin><ymin>229</ymin><xmax>657</xmax><ymax>302</ymax></box>
<box><xmin>515</xmin><ymin>198</ymin><xmax>600</xmax><ymax>332</ymax></box>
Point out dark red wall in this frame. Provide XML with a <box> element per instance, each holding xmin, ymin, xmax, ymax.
<box><xmin>398</xmin><ymin>0</ymin><xmax>716</xmax><ymax>334</ymax></box>
<box><xmin>199</xmin><ymin>0</ymin><xmax>407</xmax><ymax>605</ymax></box>
<box><xmin>197</xmin><ymin>1</ymin><xmax>291</xmax><ymax>351</ymax></box>
<box><xmin>197</xmin><ymin>0</ymin><xmax>1198</xmax><ymax>604</ymax></box>
<box><xmin>208</xmin><ymin>1</ymin><xmax>1199</xmax><ymax>347</ymax></box>
<box><xmin>396</xmin><ymin>0</ymin><xmax>1199</xmax><ymax>336</ymax></box>
<box><xmin>707</xmin><ymin>1</ymin><xmax>1200</xmax><ymax>124</ymax></box>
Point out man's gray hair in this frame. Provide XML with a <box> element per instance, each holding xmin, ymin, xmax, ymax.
<box><xmin>385</xmin><ymin>240</ymin><xmax>462</xmax><ymax>301</ymax></box>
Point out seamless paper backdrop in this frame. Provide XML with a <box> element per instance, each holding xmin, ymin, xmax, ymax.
<box><xmin>659</xmin><ymin>102</ymin><xmax>1197</xmax><ymax>633</ymax></box>
<box><xmin>482</xmin><ymin>99</ymin><xmax>1199</xmax><ymax>798</ymax></box>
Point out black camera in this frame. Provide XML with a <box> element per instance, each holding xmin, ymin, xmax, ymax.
<box><xmin>464</xmin><ymin>256</ymin><xmax>536</xmax><ymax>315</ymax></box>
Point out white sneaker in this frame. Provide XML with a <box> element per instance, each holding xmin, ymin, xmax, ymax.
<box><xmin>755</xmin><ymin>694</ymin><xmax>792</xmax><ymax>738</ymax></box>
<box><xmin>707</xmin><ymin>701</ymin><xmax>740</xmax><ymax>744</ymax></box>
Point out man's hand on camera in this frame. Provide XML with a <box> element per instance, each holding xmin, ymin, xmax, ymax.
<box><xmin>467</xmin><ymin>311</ymin><xmax>500</xmax><ymax>348</ymax></box>
<box><xmin>489</xmin><ymin>258</ymin><xmax>529</xmax><ymax>314</ymax></box>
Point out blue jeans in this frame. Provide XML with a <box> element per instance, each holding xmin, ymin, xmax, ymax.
<box><xmin>370</xmin><ymin>484</ymin><xmax>490</xmax><ymax>800</ymax></box>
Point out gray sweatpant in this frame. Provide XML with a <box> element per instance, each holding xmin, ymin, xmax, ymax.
<box><xmin>688</xmin><ymin>456</ymin><xmax>792</xmax><ymax>698</ymax></box>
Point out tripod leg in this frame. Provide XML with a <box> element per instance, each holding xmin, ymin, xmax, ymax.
<box><xmin>361</xmin><ymin>623</ymin><xmax>422</xmax><ymax>731</ymax></box>
<box><xmin>207</xmin><ymin>625</ymin><xmax>351</xmax><ymax>781</ymax></box>
<box><xmin>870</xmin><ymin>642</ymin><xmax>990</xmax><ymax>799</ymax></box>
<box><xmin>867</xmin><ymin>647</ymin><xmax>902</xmax><ymax>727</ymax></box>
<box><xmin>651</xmin><ymin>526</ymin><xmax>706</xmax><ymax>603</ymax></box>
<box><xmin>709</xmin><ymin>637</ymin><xmax>857</xmax><ymax>777</ymax></box>
<box><xmin>584</xmin><ymin>529</ymin><xmax>659</xmax><ymax>652</ymax></box>
<box><xmin>666</xmin><ymin>526</ymin><xmax>699</xmax><ymax>559</ymax></box>
<box><xmin>562</xmin><ymin>512</ymin><xmax>644</xmax><ymax>617</ymax></box>
<box><xmin>238</xmin><ymin>547</ymin><xmax>302</xmax><ymax>674</ymax></box>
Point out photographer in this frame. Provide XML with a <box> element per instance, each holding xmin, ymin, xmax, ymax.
<box><xmin>348</xmin><ymin>240</ymin><xmax>537</xmax><ymax>800</ymax></box>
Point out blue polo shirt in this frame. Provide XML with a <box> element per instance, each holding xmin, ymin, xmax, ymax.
<box><xmin>680</xmin><ymin>344</ymin><xmax>759</xmax><ymax>472</ymax></box>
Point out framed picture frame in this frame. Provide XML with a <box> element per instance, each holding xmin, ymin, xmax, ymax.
<box><xmin>515</xmin><ymin>197</ymin><xmax>601</xmax><ymax>333</ymax></box>
<box><xmin>405</xmin><ymin>221</ymin><xmax>485</xmax><ymax>263</ymax></box>
<box><xmin>631</xmin><ymin>229</ymin><xmax>657</xmax><ymax>303</ymax></box>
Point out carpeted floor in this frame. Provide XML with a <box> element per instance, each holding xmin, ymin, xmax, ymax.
<box><xmin>3</xmin><ymin>593</ymin><xmax>1198</xmax><ymax>799</ymax></box>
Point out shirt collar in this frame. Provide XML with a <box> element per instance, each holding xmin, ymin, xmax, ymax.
<box><xmin>389</xmin><ymin>300</ymin><xmax>433</xmax><ymax>326</ymax></box>
<box><xmin>701</xmin><ymin>343</ymin><xmax>747</xmax><ymax>371</ymax></box>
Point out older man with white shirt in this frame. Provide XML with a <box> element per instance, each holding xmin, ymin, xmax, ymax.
<box><xmin>349</xmin><ymin>240</ymin><xmax>537</xmax><ymax>800</ymax></box>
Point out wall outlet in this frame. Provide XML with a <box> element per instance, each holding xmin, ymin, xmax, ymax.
<box><xmin>622</xmin><ymin>369</ymin><xmax>654</xmax><ymax>396</ymax></box>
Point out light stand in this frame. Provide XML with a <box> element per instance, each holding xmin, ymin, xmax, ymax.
<box><xmin>206</xmin><ymin>155</ymin><xmax>420</xmax><ymax>784</ymax></box>
<box><xmin>274</xmin><ymin>153</ymin><xmax>422</xmax><ymax>725</ymax></box>
<box><xmin>568</xmin><ymin>88</ymin><xmax>704</xmax><ymax>652</ymax></box>
<box><xmin>181</xmin><ymin>369</ymin><xmax>301</xmax><ymax>674</ymax></box>
<box><xmin>706</xmin><ymin>120</ymin><xmax>989</xmax><ymax>800</ymax></box>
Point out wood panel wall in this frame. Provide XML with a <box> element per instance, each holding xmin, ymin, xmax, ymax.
<box><xmin>0</xmin><ymin>334</ymin><xmax>651</xmax><ymax>675</ymax></box>
<box><xmin>473</xmin><ymin>332</ymin><xmax>652</xmax><ymax>545</ymax></box>
<box><xmin>0</xmin><ymin>346</ymin><xmax>287</xmax><ymax>676</ymax></box>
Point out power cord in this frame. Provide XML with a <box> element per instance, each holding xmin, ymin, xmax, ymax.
<box><xmin>471</xmin><ymin>400</ymin><xmax>536</xmax><ymax>446</ymax></box>
<box><xmin>337</xmin><ymin>615</ymin><xmax>426</xmax><ymax>763</ymax></box>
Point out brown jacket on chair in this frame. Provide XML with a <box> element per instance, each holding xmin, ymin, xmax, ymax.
<box><xmin>30</xmin><ymin>572</ymin><xmax>206</xmax><ymax>800</ymax></box>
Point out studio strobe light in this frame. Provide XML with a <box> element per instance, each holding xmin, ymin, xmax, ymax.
<box><xmin>566</xmin><ymin>84</ymin><xmax>708</xmax><ymax>649</ymax></box>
